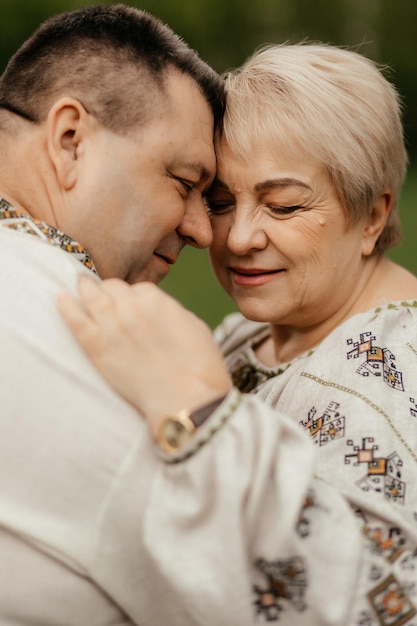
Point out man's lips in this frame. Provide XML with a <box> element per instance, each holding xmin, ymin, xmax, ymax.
<box><xmin>229</xmin><ymin>266</ymin><xmax>284</xmax><ymax>286</ymax></box>
<box><xmin>155</xmin><ymin>252</ymin><xmax>176</xmax><ymax>265</ymax></box>
<box><xmin>149</xmin><ymin>253</ymin><xmax>176</xmax><ymax>282</ymax></box>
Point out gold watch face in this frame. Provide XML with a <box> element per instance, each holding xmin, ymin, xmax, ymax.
<box><xmin>158</xmin><ymin>412</ymin><xmax>195</xmax><ymax>453</ymax></box>
<box><xmin>163</xmin><ymin>419</ymin><xmax>190</xmax><ymax>449</ymax></box>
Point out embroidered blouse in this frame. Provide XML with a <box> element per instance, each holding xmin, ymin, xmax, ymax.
<box><xmin>211</xmin><ymin>303</ymin><xmax>417</xmax><ymax>623</ymax></box>
<box><xmin>216</xmin><ymin>303</ymin><xmax>417</xmax><ymax>524</ymax></box>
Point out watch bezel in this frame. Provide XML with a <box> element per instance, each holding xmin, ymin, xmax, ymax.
<box><xmin>156</xmin><ymin>409</ymin><xmax>196</xmax><ymax>453</ymax></box>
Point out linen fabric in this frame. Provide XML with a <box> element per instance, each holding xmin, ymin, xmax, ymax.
<box><xmin>0</xmin><ymin>223</ymin><xmax>158</xmax><ymax>624</ymax></box>
<box><xmin>3</xmin><ymin>204</ymin><xmax>417</xmax><ymax>624</ymax></box>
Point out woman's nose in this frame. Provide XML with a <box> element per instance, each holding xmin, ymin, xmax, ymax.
<box><xmin>226</xmin><ymin>210</ymin><xmax>268</xmax><ymax>255</ymax></box>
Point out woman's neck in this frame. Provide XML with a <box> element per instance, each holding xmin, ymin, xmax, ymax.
<box><xmin>256</xmin><ymin>256</ymin><xmax>417</xmax><ymax>367</ymax></box>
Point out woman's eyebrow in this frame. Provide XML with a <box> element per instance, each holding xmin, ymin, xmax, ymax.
<box><xmin>254</xmin><ymin>178</ymin><xmax>312</xmax><ymax>192</ymax></box>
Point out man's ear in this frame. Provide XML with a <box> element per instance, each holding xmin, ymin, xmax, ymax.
<box><xmin>46</xmin><ymin>97</ymin><xmax>91</xmax><ymax>191</ymax></box>
<box><xmin>362</xmin><ymin>191</ymin><xmax>393</xmax><ymax>256</ymax></box>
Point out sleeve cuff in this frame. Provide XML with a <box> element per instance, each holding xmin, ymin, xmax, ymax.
<box><xmin>156</xmin><ymin>388</ymin><xmax>242</xmax><ymax>464</ymax></box>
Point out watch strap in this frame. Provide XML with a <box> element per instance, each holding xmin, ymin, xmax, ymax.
<box><xmin>189</xmin><ymin>395</ymin><xmax>227</xmax><ymax>428</ymax></box>
<box><xmin>156</xmin><ymin>394</ymin><xmax>227</xmax><ymax>454</ymax></box>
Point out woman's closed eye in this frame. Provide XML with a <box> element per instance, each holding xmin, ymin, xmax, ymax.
<box><xmin>266</xmin><ymin>204</ymin><xmax>305</xmax><ymax>217</ymax></box>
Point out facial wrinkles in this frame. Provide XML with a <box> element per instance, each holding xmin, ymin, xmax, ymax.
<box><xmin>211</xmin><ymin>143</ymin><xmax>376</xmax><ymax>337</ymax></box>
<box><xmin>218</xmin><ymin>156</ymin><xmax>313</xmax><ymax>215</ymax></box>
<box><xmin>216</xmin><ymin>142</ymin><xmax>336</xmax><ymax>241</ymax></box>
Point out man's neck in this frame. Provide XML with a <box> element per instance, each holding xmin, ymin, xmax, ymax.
<box><xmin>0</xmin><ymin>124</ymin><xmax>59</xmax><ymax>225</ymax></box>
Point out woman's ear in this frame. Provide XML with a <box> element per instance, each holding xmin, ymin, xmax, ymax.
<box><xmin>46</xmin><ymin>98</ymin><xmax>90</xmax><ymax>191</ymax></box>
<box><xmin>362</xmin><ymin>191</ymin><xmax>393</xmax><ymax>256</ymax></box>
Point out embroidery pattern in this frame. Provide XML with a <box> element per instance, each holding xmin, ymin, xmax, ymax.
<box><xmin>409</xmin><ymin>398</ymin><xmax>417</xmax><ymax>419</ymax></box>
<box><xmin>300</xmin><ymin>373</ymin><xmax>417</xmax><ymax>466</ymax></box>
<box><xmin>345</xmin><ymin>438</ymin><xmax>405</xmax><ymax>505</ymax></box>
<box><xmin>347</xmin><ymin>332</ymin><xmax>404</xmax><ymax>391</ymax></box>
<box><xmin>368</xmin><ymin>574</ymin><xmax>416</xmax><ymax>626</ymax></box>
<box><xmin>296</xmin><ymin>490</ymin><xmax>323</xmax><ymax>538</ymax></box>
<box><xmin>254</xmin><ymin>556</ymin><xmax>307</xmax><ymax>621</ymax></box>
<box><xmin>364</xmin><ymin>524</ymin><xmax>406</xmax><ymax>563</ymax></box>
<box><xmin>299</xmin><ymin>401</ymin><xmax>345</xmax><ymax>446</ymax></box>
<box><xmin>355</xmin><ymin>510</ymin><xmax>417</xmax><ymax>624</ymax></box>
<box><xmin>0</xmin><ymin>198</ymin><xmax>97</xmax><ymax>273</ymax></box>
<box><xmin>230</xmin><ymin>357</ymin><xmax>289</xmax><ymax>393</ymax></box>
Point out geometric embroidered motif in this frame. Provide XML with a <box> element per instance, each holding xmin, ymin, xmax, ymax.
<box><xmin>368</xmin><ymin>574</ymin><xmax>416</xmax><ymax>626</ymax></box>
<box><xmin>409</xmin><ymin>397</ymin><xmax>417</xmax><ymax>418</ymax></box>
<box><xmin>254</xmin><ymin>556</ymin><xmax>307</xmax><ymax>621</ymax></box>
<box><xmin>296</xmin><ymin>491</ymin><xmax>316</xmax><ymax>538</ymax></box>
<box><xmin>363</xmin><ymin>524</ymin><xmax>406</xmax><ymax>563</ymax></box>
<box><xmin>345</xmin><ymin>438</ymin><xmax>405</xmax><ymax>505</ymax></box>
<box><xmin>0</xmin><ymin>197</ymin><xmax>97</xmax><ymax>273</ymax></box>
<box><xmin>347</xmin><ymin>331</ymin><xmax>404</xmax><ymax>391</ymax></box>
<box><xmin>299</xmin><ymin>401</ymin><xmax>345</xmax><ymax>446</ymax></box>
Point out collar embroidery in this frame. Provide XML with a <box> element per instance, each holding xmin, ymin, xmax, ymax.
<box><xmin>0</xmin><ymin>197</ymin><xmax>97</xmax><ymax>273</ymax></box>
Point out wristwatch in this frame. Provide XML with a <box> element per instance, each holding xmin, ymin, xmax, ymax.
<box><xmin>156</xmin><ymin>396</ymin><xmax>226</xmax><ymax>453</ymax></box>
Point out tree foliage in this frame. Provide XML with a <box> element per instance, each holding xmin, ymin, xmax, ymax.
<box><xmin>0</xmin><ymin>0</ymin><xmax>415</xmax><ymax>159</ymax></box>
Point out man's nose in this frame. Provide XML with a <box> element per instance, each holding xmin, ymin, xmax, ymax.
<box><xmin>177</xmin><ymin>196</ymin><xmax>213</xmax><ymax>249</ymax></box>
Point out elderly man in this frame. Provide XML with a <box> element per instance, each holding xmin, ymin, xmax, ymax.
<box><xmin>0</xmin><ymin>4</ymin><xmax>224</xmax><ymax>623</ymax></box>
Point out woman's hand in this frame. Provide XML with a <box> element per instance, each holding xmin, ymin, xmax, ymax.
<box><xmin>57</xmin><ymin>276</ymin><xmax>232</xmax><ymax>433</ymax></box>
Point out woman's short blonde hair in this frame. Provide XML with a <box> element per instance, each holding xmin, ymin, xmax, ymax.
<box><xmin>221</xmin><ymin>43</ymin><xmax>408</xmax><ymax>252</ymax></box>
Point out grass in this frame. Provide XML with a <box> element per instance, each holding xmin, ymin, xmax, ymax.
<box><xmin>162</xmin><ymin>168</ymin><xmax>417</xmax><ymax>329</ymax></box>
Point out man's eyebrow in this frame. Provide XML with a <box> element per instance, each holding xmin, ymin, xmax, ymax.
<box><xmin>183</xmin><ymin>161</ymin><xmax>213</xmax><ymax>183</ymax></box>
<box><xmin>255</xmin><ymin>178</ymin><xmax>312</xmax><ymax>192</ymax></box>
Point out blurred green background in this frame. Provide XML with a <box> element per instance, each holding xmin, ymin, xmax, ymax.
<box><xmin>1</xmin><ymin>0</ymin><xmax>415</xmax><ymax>328</ymax></box>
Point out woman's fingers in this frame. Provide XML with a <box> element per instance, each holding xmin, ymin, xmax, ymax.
<box><xmin>57</xmin><ymin>287</ymin><xmax>98</xmax><ymax>346</ymax></box>
<box><xmin>57</xmin><ymin>276</ymin><xmax>232</xmax><ymax>424</ymax></box>
<box><xmin>57</xmin><ymin>276</ymin><xmax>124</xmax><ymax>360</ymax></box>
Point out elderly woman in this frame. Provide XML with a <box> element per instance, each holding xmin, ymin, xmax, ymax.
<box><xmin>59</xmin><ymin>44</ymin><xmax>417</xmax><ymax>625</ymax></box>
<box><xmin>208</xmin><ymin>44</ymin><xmax>417</xmax><ymax>520</ymax></box>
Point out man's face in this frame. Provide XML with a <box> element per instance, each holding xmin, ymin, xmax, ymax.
<box><xmin>64</xmin><ymin>71</ymin><xmax>216</xmax><ymax>284</ymax></box>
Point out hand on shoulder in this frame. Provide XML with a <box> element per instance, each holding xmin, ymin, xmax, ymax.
<box><xmin>57</xmin><ymin>277</ymin><xmax>232</xmax><ymax>433</ymax></box>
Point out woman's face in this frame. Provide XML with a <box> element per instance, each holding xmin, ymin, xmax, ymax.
<box><xmin>207</xmin><ymin>138</ymin><xmax>372</xmax><ymax>329</ymax></box>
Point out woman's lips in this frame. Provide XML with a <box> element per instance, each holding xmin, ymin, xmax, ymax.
<box><xmin>229</xmin><ymin>266</ymin><xmax>284</xmax><ymax>286</ymax></box>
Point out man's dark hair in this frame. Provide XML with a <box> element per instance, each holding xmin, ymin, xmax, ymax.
<box><xmin>0</xmin><ymin>3</ymin><xmax>225</xmax><ymax>132</ymax></box>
